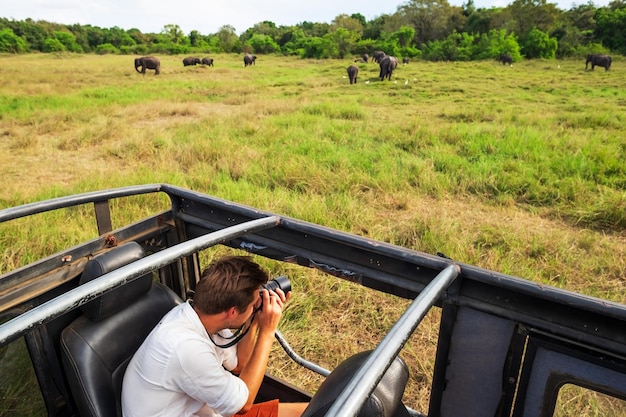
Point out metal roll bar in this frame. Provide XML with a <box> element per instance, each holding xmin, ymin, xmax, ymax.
<box><xmin>325</xmin><ymin>264</ymin><xmax>460</xmax><ymax>417</ymax></box>
<box><xmin>0</xmin><ymin>216</ymin><xmax>280</xmax><ymax>345</ymax></box>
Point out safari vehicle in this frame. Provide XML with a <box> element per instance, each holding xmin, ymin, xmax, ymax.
<box><xmin>1</xmin><ymin>184</ymin><xmax>625</xmax><ymax>417</ymax></box>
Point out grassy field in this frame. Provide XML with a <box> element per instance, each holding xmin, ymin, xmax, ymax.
<box><xmin>0</xmin><ymin>52</ymin><xmax>625</xmax><ymax>415</ymax></box>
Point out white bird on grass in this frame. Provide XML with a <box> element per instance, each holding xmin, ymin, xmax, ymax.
<box><xmin>405</xmin><ymin>79</ymin><xmax>408</xmax><ymax>85</ymax></box>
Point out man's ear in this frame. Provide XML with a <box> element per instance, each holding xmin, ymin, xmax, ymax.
<box><xmin>226</xmin><ymin>306</ymin><xmax>238</xmax><ymax>318</ymax></box>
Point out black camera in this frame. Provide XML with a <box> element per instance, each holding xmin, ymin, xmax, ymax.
<box><xmin>257</xmin><ymin>276</ymin><xmax>291</xmax><ymax>310</ymax></box>
<box><xmin>261</xmin><ymin>275</ymin><xmax>291</xmax><ymax>296</ymax></box>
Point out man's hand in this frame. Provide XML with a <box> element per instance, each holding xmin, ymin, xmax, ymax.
<box><xmin>256</xmin><ymin>288</ymin><xmax>290</xmax><ymax>334</ymax></box>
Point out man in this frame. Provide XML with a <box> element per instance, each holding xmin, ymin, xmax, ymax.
<box><xmin>122</xmin><ymin>255</ymin><xmax>308</xmax><ymax>417</ymax></box>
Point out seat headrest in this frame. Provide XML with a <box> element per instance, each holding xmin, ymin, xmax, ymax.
<box><xmin>80</xmin><ymin>241</ymin><xmax>152</xmax><ymax>322</ymax></box>
<box><xmin>302</xmin><ymin>350</ymin><xmax>409</xmax><ymax>417</ymax></box>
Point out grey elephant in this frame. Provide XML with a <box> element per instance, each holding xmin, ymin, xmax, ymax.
<box><xmin>498</xmin><ymin>54</ymin><xmax>513</xmax><ymax>65</ymax></box>
<box><xmin>134</xmin><ymin>56</ymin><xmax>160</xmax><ymax>75</ymax></box>
<box><xmin>183</xmin><ymin>57</ymin><xmax>201</xmax><ymax>66</ymax></box>
<box><xmin>379</xmin><ymin>55</ymin><xmax>399</xmax><ymax>81</ymax></box>
<box><xmin>244</xmin><ymin>54</ymin><xmax>257</xmax><ymax>66</ymax></box>
<box><xmin>347</xmin><ymin>64</ymin><xmax>359</xmax><ymax>84</ymax></box>
<box><xmin>201</xmin><ymin>57</ymin><xmax>214</xmax><ymax>66</ymax></box>
<box><xmin>354</xmin><ymin>58</ymin><xmax>366</xmax><ymax>63</ymax></box>
<box><xmin>362</xmin><ymin>53</ymin><xmax>369</xmax><ymax>63</ymax></box>
<box><xmin>402</xmin><ymin>57</ymin><xmax>409</xmax><ymax>65</ymax></box>
<box><xmin>372</xmin><ymin>50</ymin><xmax>386</xmax><ymax>63</ymax></box>
<box><xmin>586</xmin><ymin>54</ymin><xmax>611</xmax><ymax>71</ymax></box>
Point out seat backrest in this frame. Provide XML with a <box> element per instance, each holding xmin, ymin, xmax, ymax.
<box><xmin>302</xmin><ymin>350</ymin><xmax>410</xmax><ymax>417</ymax></box>
<box><xmin>60</xmin><ymin>242</ymin><xmax>182</xmax><ymax>417</ymax></box>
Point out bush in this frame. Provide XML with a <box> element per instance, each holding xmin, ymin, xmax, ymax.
<box><xmin>42</xmin><ymin>38</ymin><xmax>66</xmax><ymax>53</ymax></box>
<box><xmin>522</xmin><ymin>28</ymin><xmax>558</xmax><ymax>59</ymax></box>
<box><xmin>0</xmin><ymin>28</ymin><xmax>28</xmax><ymax>53</ymax></box>
<box><xmin>95</xmin><ymin>43</ymin><xmax>119</xmax><ymax>54</ymax></box>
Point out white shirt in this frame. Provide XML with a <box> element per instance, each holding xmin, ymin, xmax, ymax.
<box><xmin>122</xmin><ymin>301</ymin><xmax>249</xmax><ymax>417</ymax></box>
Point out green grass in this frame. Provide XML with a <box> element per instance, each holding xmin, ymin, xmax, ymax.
<box><xmin>0</xmin><ymin>53</ymin><xmax>624</xmax><ymax>414</ymax></box>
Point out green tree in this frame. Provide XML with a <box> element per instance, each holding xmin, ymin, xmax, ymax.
<box><xmin>189</xmin><ymin>30</ymin><xmax>201</xmax><ymax>47</ymax></box>
<box><xmin>331</xmin><ymin>14</ymin><xmax>364</xmax><ymax>36</ymax></box>
<box><xmin>247</xmin><ymin>33</ymin><xmax>280</xmax><ymax>53</ymax></box>
<box><xmin>471</xmin><ymin>28</ymin><xmax>521</xmax><ymax>60</ymax></box>
<box><xmin>103</xmin><ymin>26</ymin><xmax>136</xmax><ymax>49</ymax></box>
<box><xmin>162</xmin><ymin>24</ymin><xmax>185</xmax><ymax>45</ymax></box>
<box><xmin>42</xmin><ymin>37</ymin><xmax>66</xmax><ymax>52</ymax></box>
<box><xmin>362</xmin><ymin>15</ymin><xmax>390</xmax><ymax>40</ymax></box>
<box><xmin>395</xmin><ymin>0</ymin><xmax>462</xmax><ymax>46</ymax></box>
<box><xmin>328</xmin><ymin>27</ymin><xmax>360</xmax><ymax>58</ymax></box>
<box><xmin>242</xmin><ymin>21</ymin><xmax>281</xmax><ymax>45</ymax></box>
<box><xmin>54</xmin><ymin>30</ymin><xmax>83</xmax><ymax>52</ymax></box>
<box><xmin>300</xmin><ymin>36</ymin><xmax>334</xmax><ymax>58</ymax></box>
<box><xmin>386</xmin><ymin>26</ymin><xmax>422</xmax><ymax>58</ymax></box>
<box><xmin>506</xmin><ymin>0</ymin><xmax>560</xmax><ymax>42</ymax></box>
<box><xmin>423</xmin><ymin>31</ymin><xmax>476</xmax><ymax>60</ymax></box>
<box><xmin>67</xmin><ymin>23</ymin><xmax>90</xmax><ymax>52</ymax></box>
<box><xmin>95</xmin><ymin>43</ymin><xmax>119</xmax><ymax>54</ymax></box>
<box><xmin>563</xmin><ymin>2</ymin><xmax>597</xmax><ymax>32</ymax></box>
<box><xmin>280</xmin><ymin>27</ymin><xmax>308</xmax><ymax>55</ymax></box>
<box><xmin>0</xmin><ymin>28</ymin><xmax>28</xmax><ymax>52</ymax></box>
<box><xmin>464</xmin><ymin>9</ymin><xmax>496</xmax><ymax>34</ymax></box>
<box><xmin>522</xmin><ymin>27</ymin><xmax>558</xmax><ymax>58</ymax></box>
<box><xmin>215</xmin><ymin>25</ymin><xmax>240</xmax><ymax>53</ymax></box>
<box><xmin>463</xmin><ymin>0</ymin><xmax>476</xmax><ymax>16</ymax></box>
<box><xmin>127</xmin><ymin>28</ymin><xmax>151</xmax><ymax>47</ymax></box>
<box><xmin>297</xmin><ymin>21</ymin><xmax>331</xmax><ymax>37</ymax></box>
<box><xmin>595</xmin><ymin>2</ymin><xmax>626</xmax><ymax>54</ymax></box>
<box><xmin>5</xmin><ymin>18</ymin><xmax>50</xmax><ymax>51</ymax></box>
<box><xmin>351</xmin><ymin>13</ymin><xmax>367</xmax><ymax>26</ymax></box>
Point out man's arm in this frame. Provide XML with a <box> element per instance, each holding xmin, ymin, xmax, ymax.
<box><xmin>235</xmin><ymin>289</ymin><xmax>287</xmax><ymax>414</ymax></box>
<box><xmin>231</xmin><ymin>317</ymin><xmax>258</xmax><ymax>374</ymax></box>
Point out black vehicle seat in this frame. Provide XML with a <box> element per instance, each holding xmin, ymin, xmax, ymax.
<box><xmin>302</xmin><ymin>350</ymin><xmax>411</xmax><ymax>417</ymax></box>
<box><xmin>60</xmin><ymin>241</ymin><xmax>182</xmax><ymax>417</ymax></box>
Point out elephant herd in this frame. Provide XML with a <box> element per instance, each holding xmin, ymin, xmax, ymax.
<box><xmin>183</xmin><ymin>56</ymin><xmax>215</xmax><ymax>66</ymax></box>
<box><xmin>134</xmin><ymin>54</ymin><xmax>260</xmax><ymax>75</ymax></box>
<box><xmin>135</xmin><ymin>52</ymin><xmax>614</xmax><ymax>80</ymax></box>
<box><xmin>346</xmin><ymin>51</ymin><xmax>401</xmax><ymax>84</ymax></box>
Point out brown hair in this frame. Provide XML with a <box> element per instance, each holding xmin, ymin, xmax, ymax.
<box><xmin>193</xmin><ymin>255</ymin><xmax>269</xmax><ymax>315</ymax></box>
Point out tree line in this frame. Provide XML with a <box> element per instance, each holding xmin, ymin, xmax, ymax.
<box><xmin>1</xmin><ymin>0</ymin><xmax>624</xmax><ymax>61</ymax></box>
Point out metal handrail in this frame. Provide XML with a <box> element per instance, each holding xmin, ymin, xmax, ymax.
<box><xmin>0</xmin><ymin>216</ymin><xmax>280</xmax><ymax>345</ymax></box>
<box><xmin>275</xmin><ymin>329</ymin><xmax>331</xmax><ymax>377</ymax></box>
<box><xmin>324</xmin><ymin>264</ymin><xmax>460</xmax><ymax>417</ymax></box>
<box><xmin>0</xmin><ymin>184</ymin><xmax>163</xmax><ymax>223</ymax></box>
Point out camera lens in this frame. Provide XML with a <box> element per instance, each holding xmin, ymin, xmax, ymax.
<box><xmin>261</xmin><ymin>275</ymin><xmax>291</xmax><ymax>295</ymax></box>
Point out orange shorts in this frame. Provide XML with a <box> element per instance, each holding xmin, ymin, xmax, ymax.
<box><xmin>238</xmin><ymin>399</ymin><xmax>279</xmax><ymax>417</ymax></box>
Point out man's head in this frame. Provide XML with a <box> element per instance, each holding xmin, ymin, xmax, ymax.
<box><xmin>193</xmin><ymin>255</ymin><xmax>269</xmax><ymax>316</ymax></box>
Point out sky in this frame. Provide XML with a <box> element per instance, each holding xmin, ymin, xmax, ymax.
<box><xmin>0</xmin><ymin>0</ymin><xmax>610</xmax><ymax>36</ymax></box>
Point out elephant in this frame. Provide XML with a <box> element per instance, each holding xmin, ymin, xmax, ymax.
<box><xmin>372</xmin><ymin>50</ymin><xmax>386</xmax><ymax>63</ymax></box>
<box><xmin>498</xmin><ymin>54</ymin><xmax>513</xmax><ymax>66</ymax></box>
<box><xmin>354</xmin><ymin>58</ymin><xmax>366</xmax><ymax>63</ymax></box>
<box><xmin>402</xmin><ymin>57</ymin><xmax>409</xmax><ymax>65</ymax></box>
<box><xmin>362</xmin><ymin>53</ymin><xmax>369</xmax><ymax>63</ymax></box>
<box><xmin>134</xmin><ymin>56</ymin><xmax>160</xmax><ymax>75</ymax></box>
<box><xmin>244</xmin><ymin>54</ymin><xmax>257</xmax><ymax>66</ymax></box>
<box><xmin>201</xmin><ymin>57</ymin><xmax>214</xmax><ymax>66</ymax></box>
<box><xmin>347</xmin><ymin>64</ymin><xmax>359</xmax><ymax>84</ymax></box>
<box><xmin>586</xmin><ymin>54</ymin><xmax>611</xmax><ymax>71</ymax></box>
<box><xmin>379</xmin><ymin>55</ymin><xmax>399</xmax><ymax>81</ymax></box>
<box><xmin>183</xmin><ymin>57</ymin><xmax>201</xmax><ymax>66</ymax></box>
